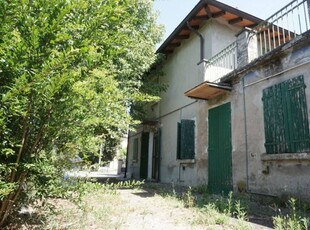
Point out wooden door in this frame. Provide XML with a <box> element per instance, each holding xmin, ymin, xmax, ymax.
<box><xmin>208</xmin><ymin>102</ymin><xmax>232</xmax><ymax>194</ymax></box>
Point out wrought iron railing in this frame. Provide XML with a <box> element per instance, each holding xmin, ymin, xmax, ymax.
<box><xmin>254</xmin><ymin>0</ymin><xmax>309</xmax><ymax>56</ymax></box>
<box><xmin>204</xmin><ymin>42</ymin><xmax>237</xmax><ymax>82</ymax></box>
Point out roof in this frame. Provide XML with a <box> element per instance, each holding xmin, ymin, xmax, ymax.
<box><xmin>157</xmin><ymin>0</ymin><xmax>263</xmax><ymax>55</ymax></box>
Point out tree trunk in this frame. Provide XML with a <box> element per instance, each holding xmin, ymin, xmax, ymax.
<box><xmin>0</xmin><ymin>172</ymin><xmax>27</xmax><ymax>227</ymax></box>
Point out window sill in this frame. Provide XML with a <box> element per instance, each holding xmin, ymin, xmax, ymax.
<box><xmin>177</xmin><ymin>159</ymin><xmax>196</xmax><ymax>164</ymax></box>
<box><xmin>261</xmin><ymin>153</ymin><xmax>310</xmax><ymax>162</ymax></box>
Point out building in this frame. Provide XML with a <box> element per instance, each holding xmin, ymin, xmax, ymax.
<box><xmin>126</xmin><ymin>0</ymin><xmax>310</xmax><ymax>198</ymax></box>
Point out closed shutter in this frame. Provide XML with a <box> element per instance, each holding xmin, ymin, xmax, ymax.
<box><xmin>177</xmin><ymin>119</ymin><xmax>195</xmax><ymax>159</ymax></box>
<box><xmin>140</xmin><ymin>132</ymin><xmax>149</xmax><ymax>179</ymax></box>
<box><xmin>286</xmin><ymin>76</ymin><xmax>310</xmax><ymax>152</ymax></box>
<box><xmin>262</xmin><ymin>75</ymin><xmax>310</xmax><ymax>154</ymax></box>
<box><xmin>177</xmin><ymin>122</ymin><xmax>181</xmax><ymax>159</ymax></box>
<box><xmin>262</xmin><ymin>82</ymin><xmax>288</xmax><ymax>153</ymax></box>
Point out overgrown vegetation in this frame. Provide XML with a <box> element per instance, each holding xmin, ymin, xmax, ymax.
<box><xmin>273</xmin><ymin>198</ymin><xmax>309</xmax><ymax>230</ymax></box>
<box><xmin>5</xmin><ymin>179</ymin><xmax>145</xmax><ymax>229</ymax></box>
<box><xmin>142</xmin><ymin>183</ymin><xmax>310</xmax><ymax>230</ymax></box>
<box><xmin>0</xmin><ymin>0</ymin><xmax>164</xmax><ymax>226</ymax></box>
<box><xmin>5</xmin><ymin>181</ymin><xmax>310</xmax><ymax>229</ymax></box>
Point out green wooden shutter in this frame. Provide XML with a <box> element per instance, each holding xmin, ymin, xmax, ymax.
<box><xmin>177</xmin><ymin>120</ymin><xmax>195</xmax><ymax>159</ymax></box>
<box><xmin>177</xmin><ymin>122</ymin><xmax>181</xmax><ymax>159</ymax></box>
<box><xmin>262</xmin><ymin>83</ymin><xmax>288</xmax><ymax>154</ymax></box>
<box><xmin>262</xmin><ymin>75</ymin><xmax>310</xmax><ymax>154</ymax></box>
<box><xmin>286</xmin><ymin>75</ymin><xmax>310</xmax><ymax>152</ymax></box>
<box><xmin>140</xmin><ymin>132</ymin><xmax>149</xmax><ymax>179</ymax></box>
<box><xmin>181</xmin><ymin>120</ymin><xmax>195</xmax><ymax>159</ymax></box>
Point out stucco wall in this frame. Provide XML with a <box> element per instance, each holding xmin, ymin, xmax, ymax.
<box><xmin>209</xmin><ymin>18</ymin><xmax>240</xmax><ymax>56</ymax></box>
<box><xmin>156</xmin><ymin>19</ymin><xmax>240</xmax><ymax>185</ymax></box>
<box><xmin>126</xmin><ymin>127</ymin><xmax>143</xmax><ymax>179</ymax></box>
<box><xmin>231</xmin><ymin>42</ymin><xmax>310</xmax><ymax>199</ymax></box>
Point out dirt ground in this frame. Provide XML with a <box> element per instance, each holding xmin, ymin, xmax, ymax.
<box><xmin>5</xmin><ymin>183</ymin><xmax>282</xmax><ymax>229</ymax></box>
<box><xmin>115</xmin><ymin>187</ymin><xmax>273</xmax><ymax>230</ymax></box>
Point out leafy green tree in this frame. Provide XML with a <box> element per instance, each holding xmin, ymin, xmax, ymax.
<box><xmin>0</xmin><ymin>0</ymin><xmax>162</xmax><ymax>225</ymax></box>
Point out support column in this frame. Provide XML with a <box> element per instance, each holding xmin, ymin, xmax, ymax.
<box><xmin>147</xmin><ymin>132</ymin><xmax>154</xmax><ymax>180</ymax></box>
<box><xmin>236</xmin><ymin>28</ymin><xmax>258</xmax><ymax>68</ymax></box>
<box><xmin>307</xmin><ymin>0</ymin><xmax>310</xmax><ymax>26</ymax></box>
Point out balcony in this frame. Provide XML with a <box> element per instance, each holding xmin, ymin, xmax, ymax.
<box><xmin>186</xmin><ymin>0</ymin><xmax>310</xmax><ymax>99</ymax></box>
<box><xmin>206</xmin><ymin>0</ymin><xmax>309</xmax><ymax>82</ymax></box>
<box><xmin>204</xmin><ymin>42</ymin><xmax>237</xmax><ymax>83</ymax></box>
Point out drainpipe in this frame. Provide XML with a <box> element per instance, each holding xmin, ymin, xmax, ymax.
<box><xmin>242</xmin><ymin>78</ymin><xmax>249</xmax><ymax>191</ymax></box>
<box><xmin>243</xmin><ymin>78</ymin><xmax>276</xmax><ymax>198</ymax></box>
<box><xmin>186</xmin><ymin>21</ymin><xmax>205</xmax><ymax>63</ymax></box>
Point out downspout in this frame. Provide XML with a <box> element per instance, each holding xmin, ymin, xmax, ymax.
<box><xmin>186</xmin><ymin>21</ymin><xmax>205</xmax><ymax>63</ymax></box>
<box><xmin>242</xmin><ymin>78</ymin><xmax>249</xmax><ymax>191</ymax></box>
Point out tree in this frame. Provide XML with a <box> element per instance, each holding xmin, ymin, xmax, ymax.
<box><xmin>0</xmin><ymin>0</ymin><xmax>163</xmax><ymax>225</ymax></box>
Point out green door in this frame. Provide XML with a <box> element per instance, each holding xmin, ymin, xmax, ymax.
<box><xmin>140</xmin><ymin>132</ymin><xmax>149</xmax><ymax>179</ymax></box>
<box><xmin>208</xmin><ymin>102</ymin><xmax>232</xmax><ymax>194</ymax></box>
<box><xmin>152</xmin><ymin>129</ymin><xmax>161</xmax><ymax>181</ymax></box>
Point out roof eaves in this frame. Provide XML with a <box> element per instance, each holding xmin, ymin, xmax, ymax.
<box><xmin>156</xmin><ymin>0</ymin><xmax>206</xmax><ymax>54</ymax></box>
<box><xmin>156</xmin><ymin>0</ymin><xmax>264</xmax><ymax>55</ymax></box>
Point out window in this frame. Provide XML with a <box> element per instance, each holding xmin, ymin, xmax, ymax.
<box><xmin>133</xmin><ymin>138</ymin><xmax>139</xmax><ymax>162</ymax></box>
<box><xmin>177</xmin><ymin>119</ymin><xmax>195</xmax><ymax>159</ymax></box>
<box><xmin>262</xmin><ymin>75</ymin><xmax>310</xmax><ymax>154</ymax></box>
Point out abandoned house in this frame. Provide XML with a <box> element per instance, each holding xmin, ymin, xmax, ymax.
<box><xmin>126</xmin><ymin>0</ymin><xmax>310</xmax><ymax>199</ymax></box>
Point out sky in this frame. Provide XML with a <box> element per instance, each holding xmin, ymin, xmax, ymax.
<box><xmin>153</xmin><ymin>0</ymin><xmax>293</xmax><ymax>43</ymax></box>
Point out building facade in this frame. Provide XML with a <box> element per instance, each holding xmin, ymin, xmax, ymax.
<box><xmin>126</xmin><ymin>0</ymin><xmax>310</xmax><ymax>199</ymax></box>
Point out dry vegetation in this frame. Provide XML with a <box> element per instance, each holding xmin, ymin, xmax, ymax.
<box><xmin>4</xmin><ymin>181</ymin><xmax>310</xmax><ymax>230</ymax></box>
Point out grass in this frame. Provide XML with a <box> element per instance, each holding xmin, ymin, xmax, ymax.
<box><xmin>142</xmin><ymin>183</ymin><xmax>251</xmax><ymax>229</ymax></box>
<box><xmin>38</xmin><ymin>184</ymin><xmax>123</xmax><ymax>229</ymax></box>
<box><xmin>6</xmin><ymin>181</ymin><xmax>310</xmax><ymax>229</ymax></box>
<box><xmin>142</xmin><ymin>183</ymin><xmax>310</xmax><ymax>230</ymax></box>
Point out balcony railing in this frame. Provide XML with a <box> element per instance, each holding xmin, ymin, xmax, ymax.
<box><xmin>204</xmin><ymin>0</ymin><xmax>309</xmax><ymax>82</ymax></box>
<box><xmin>204</xmin><ymin>42</ymin><xmax>237</xmax><ymax>83</ymax></box>
<box><xmin>254</xmin><ymin>0</ymin><xmax>309</xmax><ymax>56</ymax></box>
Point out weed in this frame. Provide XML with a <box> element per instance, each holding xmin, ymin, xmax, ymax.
<box><xmin>193</xmin><ymin>204</ymin><xmax>220</xmax><ymax>225</ymax></box>
<box><xmin>171</xmin><ymin>182</ymin><xmax>177</xmax><ymax>197</ymax></box>
<box><xmin>273</xmin><ymin>198</ymin><xmax>310</xmax><ymax>230</ymax></box>
<box><xmin>234</xmin><ymin>200</ymin><xmax>248</xmax><ymax>220</ymax></box>
<box><xmin>227</xmin><ymin>191</ymin><xmax>233</xmax><ymax>215</ymax></box>
<box><xmin>182</xmin><ymin>186</ymin><xmax>196</xmax><ymax>208</ymax></box>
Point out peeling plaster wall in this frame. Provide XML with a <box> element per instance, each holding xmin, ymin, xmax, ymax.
<box><xmin>231</xmin><ymin>40</ymin><xmax>310</xmax><ymax>199</ymax></box>
<box><xmin>157</xmin><ymin>19</ymin><xmax>239</xmax><ymax>185</ymax></box>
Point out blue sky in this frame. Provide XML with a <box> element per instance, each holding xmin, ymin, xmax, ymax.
<box><xmin>154</xmin><ymin>0</ymin><xmax>293</xmax><ymax>42</ymax></box>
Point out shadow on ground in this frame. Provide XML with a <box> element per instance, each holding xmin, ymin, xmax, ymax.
<box><xmin>131</xmin><ymin>182</ymin><xmax>276</xmax><ymax>229</ymax></box>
